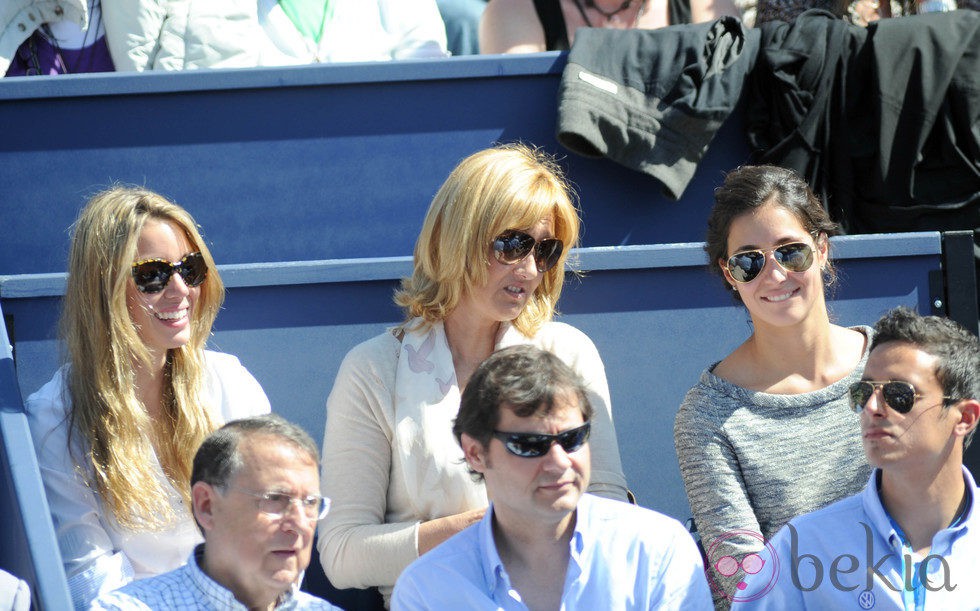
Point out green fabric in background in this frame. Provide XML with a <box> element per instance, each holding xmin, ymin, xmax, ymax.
<box><xmin>278</xmin><ymin>0</ymin><xmax>334</xmax><ymax>43</ymax></box>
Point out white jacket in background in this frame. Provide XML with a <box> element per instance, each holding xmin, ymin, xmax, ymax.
<box><xmin>0</xmin><ymin>0</ymin><xmax>89</xmax><ymax>74</ymax></box>
<box><xmin>102</xmin><ymin>0</ymin><xmax>448</xmax><ymax>71</ymax></box>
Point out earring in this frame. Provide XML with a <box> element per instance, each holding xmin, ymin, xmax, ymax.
<box><xmin>731</xmin><ymin>285</ymin><xmax>738</xmax><ymax>292</ymax></box>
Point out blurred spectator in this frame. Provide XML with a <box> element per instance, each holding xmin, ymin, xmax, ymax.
<box><xmin>3</xmin><ymin>0</ymin><xmax>114</xmax><ymax>76</ymax></box>
<box><xmin>756</xmin><ymin>0</ymin><xmax>976</xmax><ymax>27</ymax></box>
<box><xmin>479</xmin><ymin>0</ymin><xmax>740</xmax><ymax>53</ymax></box>
<box><xmin>437</xmin><ymin>0</ymin><xmax>488</xmax><ymax>55</ymax></box>
<box><xmin>101</xmin><ymin>0</ymin><xmax>448</xmax><ymax>71</ymax></box>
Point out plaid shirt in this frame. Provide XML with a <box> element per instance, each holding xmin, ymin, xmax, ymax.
<box><xmin>91</xmin><ymin>545</ymin><xmax>339</xmax><ymax>610</ymax></box>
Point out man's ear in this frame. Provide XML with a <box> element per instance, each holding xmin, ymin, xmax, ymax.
<box><xmin>952</xmin><ymin>398</ymin><xmax>980</xmax><ymax>440</ymax></box>
<box><xmin>192</xmin><ymin>481</ymin><xmax>219</xmax><ymax>533</ymax></box>
<box><xmin>460</xmin><ymin>433</ymin><xmax>489</xmax><ymax>474</ymax></box>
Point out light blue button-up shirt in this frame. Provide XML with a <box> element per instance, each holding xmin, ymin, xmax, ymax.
<box><xmin>733</xmin><ymin>467</ymin><xmax>979</xmax><ymax>610</ymax></box>
<box><xmin>392</xmin><ymin>494</ymin><xmax>713</xmax><ymax>610</ymax></box>
<box><xmin>90</xmin><ymin>545</ymin><xmax>341</xmax><ymax>610</ymax></box>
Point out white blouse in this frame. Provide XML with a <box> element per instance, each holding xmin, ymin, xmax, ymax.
<box><xmin>25</xmin><ymin>351</ymin><xmax>271</xmax><ymax>609</ymax></box>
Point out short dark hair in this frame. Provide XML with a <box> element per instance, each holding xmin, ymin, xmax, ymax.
<box><xmin>191</xmin><ymin>413</ymin><xmax>319</xmax><ymax>491</ymax></box>
<box><xmin>870</xmin><ymin>307</ymin><xmax>980</xmax><ymax>447</ymax></box>
<box><xmin>705</xmin><ymin>165</ymin><xmax>840</xmax><ymax>303</ymax></box>
<box><xmin>453</xmin><ymin>345</ymin><xmax>592</xmax><ymax>479</ymax></box>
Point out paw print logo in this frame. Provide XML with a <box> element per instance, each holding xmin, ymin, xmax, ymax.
<box><xmin>703</xmin><ymin>529</ymin><xmax>780</xmax><ymax>603</ymax></box>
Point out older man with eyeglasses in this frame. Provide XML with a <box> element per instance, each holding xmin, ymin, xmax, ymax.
<box><xmin>92</xmin><ymin>414</ymin><xmax>339</xmax><ymax>610</ymax></box>
<box><xmin>391</xmin><ymin>344</ymin><xmax>712</xmax><ymax>610</ymax></box>
<box><xmin>733</xmin><ymin>307</ymin><xmax>980</xmax><ymax>610</ymax></box>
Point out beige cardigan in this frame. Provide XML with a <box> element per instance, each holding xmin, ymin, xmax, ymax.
<box><xmin>317</xmin><ymin>321</ymin><xmax>628</xmax><ymax>598</ymax></box>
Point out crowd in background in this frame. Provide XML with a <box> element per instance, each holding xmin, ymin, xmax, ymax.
<box><xmin>2</xmin><ymin>0</ymin><xmax>974</xmax><ymax>77</ymax></box>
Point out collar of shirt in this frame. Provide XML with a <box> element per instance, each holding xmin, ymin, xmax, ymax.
<box><xmin>861</xmin><ymin>466</ymin><xmax>978</xmax><ymax>558</ymax></box>
<box><xmin>477</xmin><ymin>498</ymin><xmax>590</xmax><ymax>605</ymax></box>
<box><xmin>188</xmin><ymin>545</ymin><xmax>301</xmax><ymax>610</ymax></box>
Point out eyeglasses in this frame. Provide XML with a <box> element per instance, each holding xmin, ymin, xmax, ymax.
<box><xmin>714</xmin><ymin>553</ymin><xmax>765</xmax><ymax>577</ymax></box>
<box><xmin>229</xmin><ymin>488</ymin><xmax>331</xmax><ymax>521</ymax></box>
<box><xmin>848</xmin><ymin>380</ymin><xmax>953</xmax><ymax>414</ymax></box>
<box><xmin>131</xmin><ymin>252</ymin><xmax>208</xmax><ymax>294</ymax></box>
<box><xmin>726</xmin><ymin>242</ymin><xmax>814</xmax><ymax>284</ymax></box>
<box><xmin>492</xmin><ymin>229</ymin><xmax>564</xmax><ymax>273</ymax></box>
<box><xmin>492</xmin><ymin>422</ymin><xmax>590</xmax><ymax>458</ymax></box>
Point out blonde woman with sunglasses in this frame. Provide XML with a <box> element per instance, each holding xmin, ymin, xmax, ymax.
<box><xmin>318</xmin><ymin>143</ymin><xmax>628</xmax><ymax>603</ymax></box>
<box><xmin>673</xmin><ymin>165</ymin><xmax>872</xmax><ymax>606</ymax></box>
<box><xmin>25</xmin><ymin>187</ymin><xmax>270</xmax><ymax>609</ymax></box>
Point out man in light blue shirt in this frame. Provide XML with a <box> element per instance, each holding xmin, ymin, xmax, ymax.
<box><xmin>733</xmin><ymin>307</ymin><xmax>980</xmax><ymax>610</ymax></box>
<box><xmin>392</xmin><ymin>345</ymin><xmax>712</xmax><ymax>610</ymax></box>
<box><xmin>92</xmin><ymin>414</ymin><xmax>340</xmax><ymax>610</ymax></box>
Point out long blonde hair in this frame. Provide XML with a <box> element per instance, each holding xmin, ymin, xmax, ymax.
<box><xmin>395</xmin><ymin>143</ymin><xmax>580</xmax><ymax>336</ymax></box>
<box><xmin>61</xmin><ymin>186</ymin><xmax>225</xmax><ymax>530</ymax></box>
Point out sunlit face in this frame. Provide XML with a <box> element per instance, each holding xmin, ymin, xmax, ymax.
<box><xmin>195</xmin><ymin>435</ymin><xmax>319</xmax><ymax>609</ymax></box>
<box><xmin>125</xmin><ymin>219</ymin><xmax>201</xmax><ymax>363</ymax></box>
<box><xmin>860</xmin><ymin>341</ymin><xmax>960</xmax><ymax>472</ymax></box>
<box><xmin>454</xmin><ymin>216</ymin><xmax>554</xmax><ymax>328</ymax></box>
<box><xmin>463</xmin><ymin>392</ymin><xmax>589</xmax><ymax>527</ymax></box>
<box><xmin>720</xmin><ymin>203</ymin><xmax>827</xmax><ymax>329</ymax></box>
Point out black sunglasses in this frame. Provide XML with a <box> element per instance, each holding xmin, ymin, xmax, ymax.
<box><xmin>726</xmin><ymin>242</ymin><xmax>814</xmax><ymax>284</ymax></box>
<box><xmin>492</xmin><ymin>229</ymin><xmax>564</xmax><ymax>273</ymax></box>
<box><xmin>848</xmin><ymin>380</ymin><xmax>953</xmax><ymax>414</ymax></box>
<box><xmin>131</xmin><ymin>252</ymin><xmax>208</xmax><ymax>294</ymax></box>
<box><xmin>492</xmin><ymin>422</ymin><xmax>590</xmax><ymax>458</ymax></box>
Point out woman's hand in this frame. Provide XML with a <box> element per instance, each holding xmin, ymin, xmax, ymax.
<box><xmin>418</xmin><ymin>507</ymin><xmax>487</xmax><ymax>554</ymax></box>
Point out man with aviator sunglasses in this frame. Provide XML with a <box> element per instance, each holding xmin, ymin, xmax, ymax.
<box><xmin>392</xmin><ymin>345</ymin><xmax>712</xmax><ymax>609</ymax></box>
<box><xmin>734</xmin><ymin>308</ymin><xmax>980</xmax><ymax>609</ymax></box>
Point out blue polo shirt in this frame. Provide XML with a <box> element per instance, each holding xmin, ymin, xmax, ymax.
<box><xmin>392</xmin><ymin>494</ymin><xmax>712</xmax><ymax>610</ymax></box>
<box><xmin>733</xmin><ymin>467</ymin><xmax>979</xmax><ymax>610</ymax></box>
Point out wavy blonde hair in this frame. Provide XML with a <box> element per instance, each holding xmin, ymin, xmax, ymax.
<box><xmin>62</xmin><ymin>186</ymin><xmax>225</xmax><ymax>530</ymax></box>
<box><xmin>395</xmin><ymin>143</ymin><xmax>580</xmax><ymax>336</ymax></box>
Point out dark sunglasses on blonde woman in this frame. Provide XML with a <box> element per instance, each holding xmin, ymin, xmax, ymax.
<box><xmin>131</xmin><ymin>252</ymin><xmax>208</xmax><ymax>293</ymax></box>
<box><xmin>492</xmin><ymin>230</ymin><xmax>564</xmax><ymax>273</ymax></box>
<box><xmin>726</xmin><ymin>242</ymin><xmax>814</xmax><ymax>284</ymax></box>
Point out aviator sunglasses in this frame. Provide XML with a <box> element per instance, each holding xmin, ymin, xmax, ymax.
<box><xmin>131</xmin><ymin>252</ymin><xmax>208</xmax><ymax>294</ymax></box>
<box><xmin>726</xmin><ymin>242</ymin><xmax>814</xmax><ymax>284</ymax></box>
<box><xmin>492</xmin><ymin>229</ymin><xmax>564</xmax><ymax>273</ymax></box>
<box><xmin>492</xmin><ymin>421</ymin><xmax>591</xmax><ymax>458</ymax></box>
<box><xmin>848</xmin><ymin>380</ymin><xmax>953</xmax><ymax>414</ymax></box>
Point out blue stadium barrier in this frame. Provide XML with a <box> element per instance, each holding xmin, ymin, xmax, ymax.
<box><xmin>3</xmin><ymin>232</ymin><xmax>971</xmax><ymax>609</ymax></box>
<box><xmin>0</xmin><ymin>301</ymin><xmax>73</xmax><ymax>609</ymax></box>
<box><xmin>0</xmin><ymin>53</ymin><xmax>750</xmax><ymax>277</ymax></box>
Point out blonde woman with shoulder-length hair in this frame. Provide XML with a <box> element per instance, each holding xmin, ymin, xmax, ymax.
<box><xmin>318</xmin><ymin>143</ymin><xmax>628</xmax><ymax>601</ymax></box>
<box><xmin>25</xmin><ymin>186</ymin><xmax>270</xmax><ymax>608</ymax></box>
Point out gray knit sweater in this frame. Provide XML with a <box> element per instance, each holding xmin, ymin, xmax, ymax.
<box><xmin>673</xmin><ymin>326</ymin><xmax>873</xmax><ymax>606</ymax></box>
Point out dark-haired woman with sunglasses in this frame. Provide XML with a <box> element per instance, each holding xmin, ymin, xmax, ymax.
<box><xmin>673</xmin><ymin>165</ymin><xmax>872</xmax><ymax>606</ymax></box>
<box><xmin>25</xmin><ymin>186</ymin><xmax>270</xmax><ymax>608</ymax></box>
<box><xmin>318</xmin><ymin>143</ymin><xmax>627</xmax><ymax>602</ymax></box>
